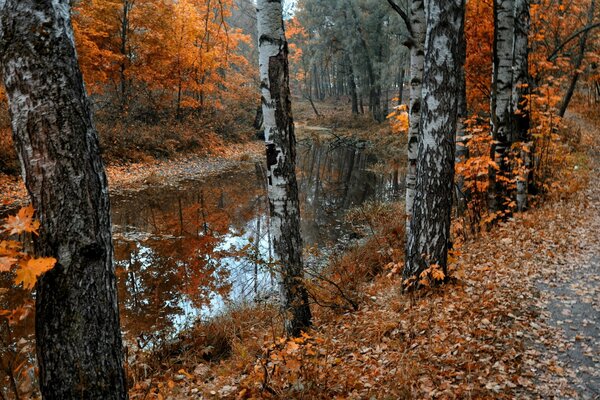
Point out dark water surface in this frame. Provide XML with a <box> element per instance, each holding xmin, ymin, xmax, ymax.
<box><xmin>0</xmin><ymin>139</ymin><xmax>401</xmax><ymax>368</ymax></box>
<box><xmin>110</xmin><ymin>139</ymin><xmax>401</xmax><ymax>346</ymax></box>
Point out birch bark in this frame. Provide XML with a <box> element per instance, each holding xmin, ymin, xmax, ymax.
<box><xmin>405</xmin><ymin>0</ymin><xmax>426</xmax><ymax>220</ymax></box>
<box><xmin>490</xmin><ymin>0</ymin><xmax>515</xmax><ymax>211</ymax></box>
<box><xmin>512</xmin><ymin>0</ymin><xmax>530</xmax><ymax>211</ymax></box>
<box><xmin>404</xmin><ymin>0</ymin><xmax>462</xmax><ymax>280</ymax></box>
<box><xmin>0</xmin><ymin>1</ymin><xmax>127</xmax><ymax>398</ymax></box>
<box><xmin>257</xmin><ymin>0</ymin><xmax>311</xmax><ymax>337</ymax></box>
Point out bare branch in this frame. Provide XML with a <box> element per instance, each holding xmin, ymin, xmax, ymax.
<box><xmin>386</xmin><ymin>0</ymin><xmax>413</xmax><ymax>38</ymax></box>
<box><xmin>547</xmin><ymin>21</ymin><xmax>600</xmax><ymax>61</ymax></box>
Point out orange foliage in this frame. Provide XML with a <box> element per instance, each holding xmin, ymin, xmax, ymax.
<box><xmin>0</xmin><ymin>206</ymin><xmax>56</xmax><ymax>318</ymax></box>
<box><xmin>72</xmin><ymin>0</ymin><xmax>255</xmax><ymax>113</ymax></box>
<box><xmin>465</xmin><ymin>0</ymin><xmax>493</xmax><ymax>114</ymax></box>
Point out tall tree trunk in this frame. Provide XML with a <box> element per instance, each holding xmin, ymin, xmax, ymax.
<box><xmin>0</xmin><ymin>1</ymin><xmax>127</xmax><ymax>398</ymax></box>
<box><xmin>455</xmin><ymin>0</ymin><xmax>469</xmax><ymax>213</ymax></box>
<box><xmin>257</xmin><ymin>0</ymin><xmax>312</xmax><ymax>337</ymax></box>
<box><xmin>405</xmin><ymin>0</ymin><xmax>425</xmax><ymax>246</ymax></box>
<box><xmin>347</xmin><ymin>55</ymin><xmax>359</xmax><ymax>115</ymax></box>
<box><xmin>490</xmin><ymin>0</ymin><xmax>515</xmax><ymax>211</ymax></box>
<box><xmin>119</xmin><ymin>0</ymin><xmax>131</xmax><ymax>112</ymax></box>
<box><xmin>512</xmin><ymin>0</ymin><xmax>531</xmax><ymax>211</ymax></box>
<box><xmin>558</xmin><ymin>0</ymin><xmax>595</xmax><ymax>117</ymax></box>
<box><xmin>397</xmin><ymin>66</ymin><xmax>405</xmax><ymax>105</ymax></box>
<box><xmin>404</xmin><ymin>0</ymin><xmax>462</xmax><ymax>281</ymax></box>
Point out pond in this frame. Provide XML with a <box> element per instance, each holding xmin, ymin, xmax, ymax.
<box><xmin>0</xmin><ymin>138</ymin><xmax>403</xmax><ymax>382</ymax></box>
<box><xmin>110</xmin><ymin>138</ymin><xmax>402</xmax><ymax>347</ymax></box>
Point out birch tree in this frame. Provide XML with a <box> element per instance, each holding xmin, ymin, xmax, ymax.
<box><xmin>490</xmin><ymin>0</ymin><xmax>515</xmax><ymax>210</ymax></box>
<box><xmin>512</xmin><ymin>0</ymin><xmax>530</xmax><ymax>211</ymax></box>
<box><xmin>405</xmin><ymin>0</ymin><xmax>426</xmax><ymax>224</ymax></box>
<box><xmin>0</xmin><ymin>1</ymin><xmax>127</xmax><ymax>398</ymax></box>
<box><xmin>404</xmin><ymin>0</ymin><xmax>463</xmax><ymax>281</ymax></box>
<box><xmin>257</xmin><ymin>0</ymin><xmax>312</xmax><ymax>336</ymax></box>
<box><xmin>386</xmin><ymin>0</ymin><xmax>426</xmax><ymax>251</ymax></box>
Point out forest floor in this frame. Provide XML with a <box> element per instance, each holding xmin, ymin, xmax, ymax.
<box><xmin>532</xmin><ymin>112</ymin><xmax>600</xmax><ymax>399</ymax></box>
<box><xmin>130</xmin><ymin>111</ymin><xmax>599</xmax><ymax>399</ymax></box>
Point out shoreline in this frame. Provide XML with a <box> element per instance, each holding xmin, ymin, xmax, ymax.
<box><xmin>0</xmin><ymin>140</ymin><xmax>264</xmax><ymax>213</ymax></box>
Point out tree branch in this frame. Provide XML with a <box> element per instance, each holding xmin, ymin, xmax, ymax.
<box><xmin>547</xmin><ymin>21</ymin><xmax>600</xmax><ymax>61</ymax></box>
<box><xmin>386</xmin><ymin>0</ymin><xmax>413</xmax><ymax>38</ymax></box>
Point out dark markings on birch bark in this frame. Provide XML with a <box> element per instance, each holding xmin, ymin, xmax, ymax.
<box><xmin>258</xmin><ymin>0</ymin><xmax>311</xmax><ymax>336</ymax></box>
<box><xmin>267</xmin><ymin>48</ymin><xmax>312</xmax><ymax>336</ymax></box>
<box><xmin>0</xmin><ymin>1</ymin><xmax>128</xmax><ymax>398</ymax></box>
<box><xmin>404</xmin><ymin>0</ymin><xmax>462</xmax><ymax>282</ymax></box>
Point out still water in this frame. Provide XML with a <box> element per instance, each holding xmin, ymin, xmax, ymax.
<box><xmin>0</xmin><ymin>139</ymin><xmax>402</xmax><ymax>358</ymax></box>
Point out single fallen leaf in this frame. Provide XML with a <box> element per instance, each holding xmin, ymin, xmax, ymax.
<box><xmin>4</xmin><ymin>206</ymin><xmax>40</xmax><ymax>236</ymax></box>
<box><xmin>14</xmin><ymin>257</ymin><xmax>56</xmax><ymax>290</ymax></box>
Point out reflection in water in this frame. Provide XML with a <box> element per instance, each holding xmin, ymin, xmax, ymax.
<box><xmin>110</xmin><ymin>140</ymin><xmax>402</xmax><ymax>347</ymax></box>
<box><xmin>0</xmin><ymin>140</ymin><xmax>403</xmax><ymax>358</ymax></box>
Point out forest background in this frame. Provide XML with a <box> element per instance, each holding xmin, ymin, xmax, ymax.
<box><xmin>0</xmin><ymin>0</ymin><xmax>598</xmax><ymax>398</ymax></box>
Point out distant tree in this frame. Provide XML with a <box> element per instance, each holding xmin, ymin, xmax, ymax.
<box><xmin>0</xmin><ymin>1</ymin><xmax>127</xmax><ymax>398</ymax></box>
<box><xmin>404</xmin><ymin>0</ymin><xmax>463</xmax><ymax>282</ymax></box>
<box><xmin>557</xmin><ymin>0</ymin><xmax>596</xmax><ymax>117</ymax></box>
<box><xmin>256</xmin><ymin>0</ymin><xmax>312</xmax><ymax>336</ymax></box>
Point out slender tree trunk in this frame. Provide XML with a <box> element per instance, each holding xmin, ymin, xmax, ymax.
<box><xmin>404</xmin><ymin>0</ymin><xmax>462</xmax><ymax>281</ymax></box>
<box><xmin>490</xmin><ymin>0</ymin><xmax>515</xmax><ymax>211</ymax></box>
<box><xmin>397</xmin><ymin>67</ymin><xmax>405</xmax><ymax>105</ymax></box>
<box><xmin>558</xmin><ymin>0</ymin><xmax>595</xmax><ymax>118</ymax></box>
<box><xmin>257</xmin><ymin>0</ymin><xmax>311</xmax><ymax>337</ymax></box>
<box><xmin>511</xmin><ymin>0</ymin><xmax>530</xmax><ymax>137</ymax></box>
<box><xmin>119</xmin><ymin>0</ymin><xmax>131</xmax><ymax>112</ymax></box>
<box><xmin>347</xmin><ymin>55</ymin><xmax>359</xmax><ymax>115</ymax></box>
<box><xmin>512</xmin><ymin>0</ymin><xmax>531</xmax><ymax>211</ymax></box>
<box><xmin>0</xmin><ymin>1</ymin><xmax>127</xmax><ymax>398</ymax></box>
<box><xmin>405</xmin><ymin>0</ymin><xmax>426</xmax><ymax>246</ymax></box>
<box><xmin>455</xmin><ymin>0</ymin><xmax>469</xmax><ymax>213</ymax></box>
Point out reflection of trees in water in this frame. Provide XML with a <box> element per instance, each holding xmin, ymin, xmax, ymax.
<box><xmin>112</xmin><ymin>171</ymin><xmax>265</xmax><ymax>345</ymax></box>
<box><xmin>110</xmin><ymin>142</ymin><xmax>402</xmax><ymax>344</ymax></box>
<box><xmin>297</xmin><ymin>141</ymin><xmax>401</xmax><ymax>245</ymax></box>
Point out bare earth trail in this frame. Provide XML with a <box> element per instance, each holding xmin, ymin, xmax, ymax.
<box><xmin>532</xmin><ymin>112</ymin><xmax>600</xmax><ymax>399</ymax></box>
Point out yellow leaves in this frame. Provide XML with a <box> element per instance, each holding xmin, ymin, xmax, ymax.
<box><xmin>387</xmin><ymin>104</ymin><xmax>410</xmax><ymax>134</ymax></box>
<box><xmin>418</xmin><ymin>264</ymin><xmax>446</xmax><ymax>287</ymax></box>
<box><xmin>14</xmin><ymin>257</ymin><xmax>56</xmax><ymax>290</ymax></box>
<box><xmin>3</xmin><ymin>205</ymin><xmax>39</xmax><ymax>235</ymax></box>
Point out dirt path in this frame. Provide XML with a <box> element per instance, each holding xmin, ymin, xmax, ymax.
<box><xmin>532</xmin><ymin>112</ymin><xmax>600</xmax><ymax>399</ymax></box>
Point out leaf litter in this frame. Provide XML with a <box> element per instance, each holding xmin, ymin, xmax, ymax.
<box><xmin>131</xmin><ymin>113</ymin><xmax>599</xmax><ymax>399</ymax></box>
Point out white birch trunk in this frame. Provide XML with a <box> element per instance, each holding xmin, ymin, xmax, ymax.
<box><xmin>512</xmin><ymin>0</ymin><xmax>530</xmax><ymax>211</ymax></box>
<box><xmin>490</xmin><ymin>0</ymin><xmax>515</xmax><ymax>210</ymax></box>
<box><xmin>406</xmin><ymin>0</ymin><xmax>426</xmax><ymax>217</ymax></box>
<box><xmin>404</xmin><ymin>0</ymin><xmax>463</xmax><ymax>281</ymax></box>
<box><xmin>405</xmin><ymin>0</ymin><xmax>426</xmax><ymax>254</ymax></box>
<box><xmin>257</xmin><ymin>0</ymin><xmax>311</xmax><ymax>336</ymax></box>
